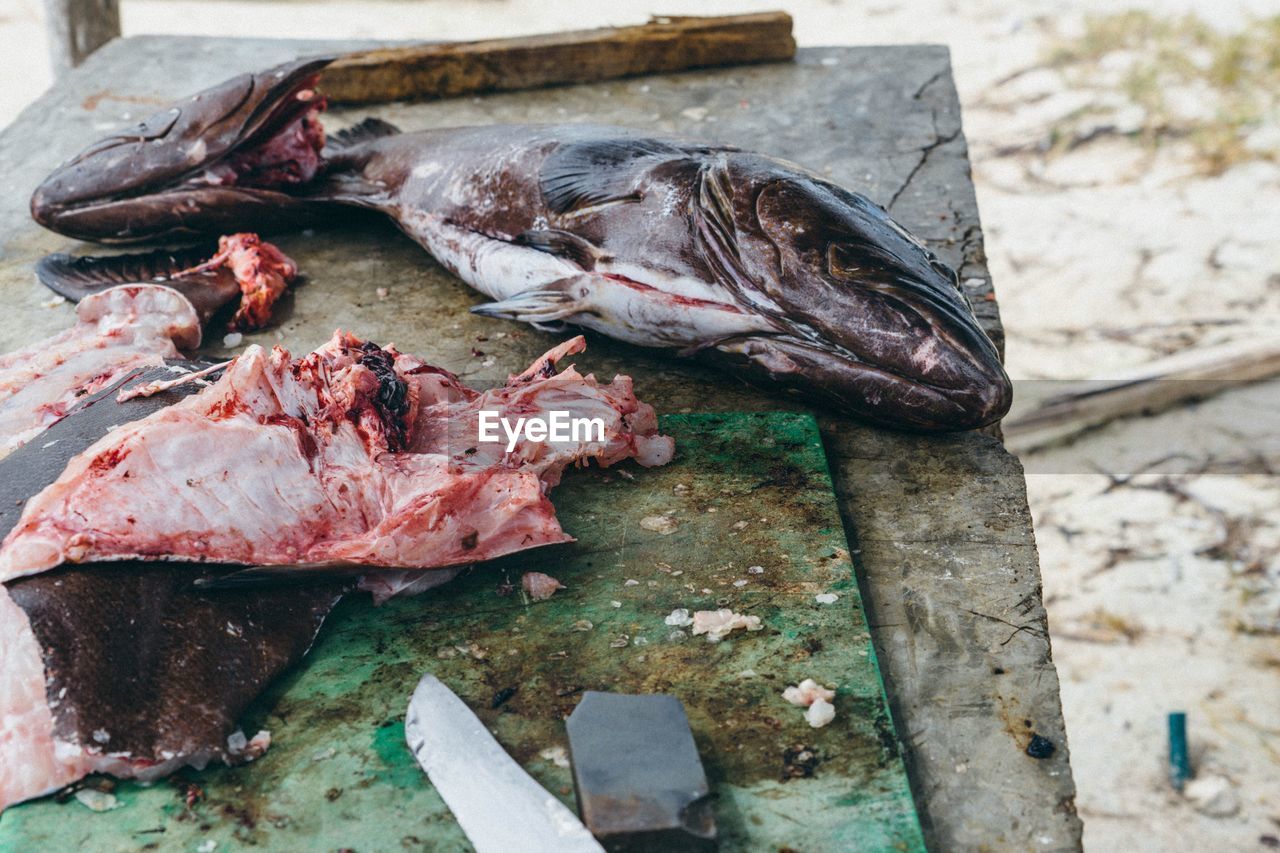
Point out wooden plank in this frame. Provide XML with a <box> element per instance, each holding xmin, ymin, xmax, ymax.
<box><xmin>0</xmin><ymin>38</ymin><xmax>1082</xmax><ymax>851</ymax></box>
<box><xmin>321</xmin><ymin>13</ymin><xmax>796</xmax><ymax>104</ymax></box>
<box><xmin>41</xmin><ymin>0</ymin><xmax>120</xmax><ymax>74</ymax></box>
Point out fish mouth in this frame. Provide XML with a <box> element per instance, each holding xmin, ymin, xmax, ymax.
<box><xmin>710</xmin><ymin>313</ymin><xmax>1013</xmax><ymax>433</ymax></box>
<box><xmin>31</xmin><ymin>57</ymin><xmax>334</xmax><ymax>242</ymax></box>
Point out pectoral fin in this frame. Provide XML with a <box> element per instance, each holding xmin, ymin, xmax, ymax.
<box><xmin>693</xmin><ymin>160</ymin><xmax>757</xmax><ymax>299</ymax></box>
<box><xmin>540</xmin><ymin>138</ymin><xmax>681</xmax><ymax>213</ymax></box>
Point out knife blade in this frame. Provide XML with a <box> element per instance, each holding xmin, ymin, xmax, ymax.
<box><xmin>404</xmin><ymin>673</ymin><xmax>604</xmax><ymax>853</ymax></box>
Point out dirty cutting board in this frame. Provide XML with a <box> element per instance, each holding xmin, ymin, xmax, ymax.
<box><xmin>0</xmin><ymin>412</ymin><xmax>923</xmax><ymax>851</ymax></box>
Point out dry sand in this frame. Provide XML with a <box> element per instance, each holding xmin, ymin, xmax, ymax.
<box><xmin>0</xmin><ymin>1</ymin><xmax>1276</xmax><ymax>849</ymax></box>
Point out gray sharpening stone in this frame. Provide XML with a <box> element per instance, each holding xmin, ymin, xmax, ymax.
<box><xmin>566</xmin><ymin>691</ymin><xmax>717</xmax><ymax>852</ymax></box>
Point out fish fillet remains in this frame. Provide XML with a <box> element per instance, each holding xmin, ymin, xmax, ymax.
<box><xmin>200</xmin><ymin>232</ymin><xmax>298</xmax><ymax>331</ymax></box>
<box><xmin>0</xmin><ymin>334</ymin><xmax>673</xmax><ymax>582</ymax></box>
<box><xmin>0</xmin><ymin>330</ymin><xmax>668</xmax><ymax>812</ymax></box>
<box><xmin>0</xmin><ymin>354</ymin><xmax>343</xmax><ymax>815</ymax></box>
<box><xmin>0</xmin><ymin>285</ymin><xmax>200</xmax><ymax>460</ymax></box>
<box><xmin>2</xmin><ymin>233</ymin><xmax>299</xmax><ymax>463</ymax></box>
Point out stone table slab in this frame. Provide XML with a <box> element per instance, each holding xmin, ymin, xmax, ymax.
<box><xmin>0</xmin><ymin>36</ymin><xmax>1082</xmax><ymax>851</ymax></box>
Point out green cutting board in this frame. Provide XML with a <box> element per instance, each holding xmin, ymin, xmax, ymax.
<box><xmin>0</xmin><ymin>413</ymin><xmax>924</xmax><ymax>851</ymax></box>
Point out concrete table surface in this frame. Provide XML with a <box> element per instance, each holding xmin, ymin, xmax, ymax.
<box><xmin>0</xmin><ymin>36</ymin><xmax>1082</xmax><ymax>851</ymax></box>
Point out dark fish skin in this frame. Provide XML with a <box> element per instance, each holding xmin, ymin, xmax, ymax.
<box><xmin>29</xmin><ymin>59</ymin><xmax>1012</xmax><ymax>432</ymax></box>
<box><xmin>7</xmin><ymin>563</ymin><xmax>340</xmax><ymax>767</ymax></box>
<box><xmin>1</xmin><ymin>363</ymin><xmax>342</xmax><ymax>788</ymax></box>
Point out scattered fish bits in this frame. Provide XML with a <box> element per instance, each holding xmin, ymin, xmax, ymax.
<box><xmin>815</xmin><ymin>593</ymin><xmax>839</xmax><ymax>604</ymax></box>
<box><xmin>640</xmin><ymin>514</ymin><xmax>679</xmax><ymax>534</ymax></box>
<box><xmin>522</xmin><ymin>571</ymin><xmax>565</xmax><ymax>601</ymax></box>
<box><xmin>781</xmin><ymin>679</ymin><xmax>838</xmax><ymax>728</ymax></box>
<box><xmin>691</xmin><ymin>608</ymin><xmax>763</xmax><ymax>642</ymax></box>
<box><xmin>664</xmin><ymin>608</ymin><xmax>694</xmax><ymax>627</ymax></box>
<box><xmin>782</xmin><ymin>678</ymin><xmax>836</xmax><ymax>707</ymax></box>
<box><xmin>571</xmin><ymin>619</ymin><xmax>594</xmax><ymax>632</ymax></box>
<box><xmin>733</xmin><ymin>579</ymin><xmax>749</xmax><ymax>588</ymax></box>
<box><xmin>748</xmin><ymin>565</ymin><xmax>764</xmax><ymax>574</ymax></box>
<box><xmin>222</xmin><ymin>332</ymin><xmax>243</xmax><ymax>348</ymax></box>
<box><xmin>1184</xmin><ymin>773</ymin><xmax>1241</xmax><ymax>817</ymax></box>
<box><xmin>538</xmin><ymin>745</ymin><xmax>571</xmax><ymax>768</ymax></box>
<box><xmin>805</xmin><ymin>699</ymin><xmax>836</xmax><ymax>728</ymax></box>
<box><xmin>74</xmin><ymin>789</ymin><xmax>119</xmax><ymax>812</ymax></box>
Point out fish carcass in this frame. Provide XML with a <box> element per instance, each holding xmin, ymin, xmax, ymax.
<box><xmin>0</xmin><ymin>334</ymin><xmax>672</xmax><ymax>584</ymax></box>
<box><xmin>31</xmin><ymin>58</ymin><xmax>1012</xmax><ymax>432</ymax></box>
<box><xmin>0</xmin><ymin>332</ymin><xmax>669</xmax><ymax>812</ymax></box>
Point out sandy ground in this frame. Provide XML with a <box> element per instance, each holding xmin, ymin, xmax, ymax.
<box><xmin>1</xmin><ymin>1</ymin><xmax>1278</xmax><ymax>849</ymax></box>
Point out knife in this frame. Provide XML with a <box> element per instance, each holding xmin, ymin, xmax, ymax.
<box><xmin>404</xmin><ymin>674</ymin><xmax>604</xmax><ymax>853</ymax></box>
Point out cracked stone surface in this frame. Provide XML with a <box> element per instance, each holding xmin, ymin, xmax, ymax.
<box><xmin>0</xmin><ymin>39</ymin><xmax>1080</xmax><ymax>850</ymax></box>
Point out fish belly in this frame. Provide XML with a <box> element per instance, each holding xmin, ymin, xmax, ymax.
<box><xmin>400</xmin><ymin>211</ymin><xmax>775</xmax><ymax>350</ymax></box>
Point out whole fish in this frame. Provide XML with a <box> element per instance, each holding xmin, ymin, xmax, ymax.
<box><xmin>30</xmin><ymin>58</ymin><xmax>1012</xmax><ymax>432</ymax></box>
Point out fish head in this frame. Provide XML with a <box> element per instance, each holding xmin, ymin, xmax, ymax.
<box><xmin>708</xmin><ymin>167</ymin><xmax>1012</xmax><ymax>431</ymax></box>
<box><xmin>31</xmin><ymin>57</ymin><xmax>334</xmax><ymax>242</ymax></box>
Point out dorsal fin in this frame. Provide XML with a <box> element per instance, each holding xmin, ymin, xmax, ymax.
<box><xmin>324</xmin><ymin>117</ymin><xmax>401</xmax><ymax>153</ymax></box>
<box><xmin>539</xmin><ymin>137</ymin><xmax>693</xmax><ymax>214</ymax></box>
